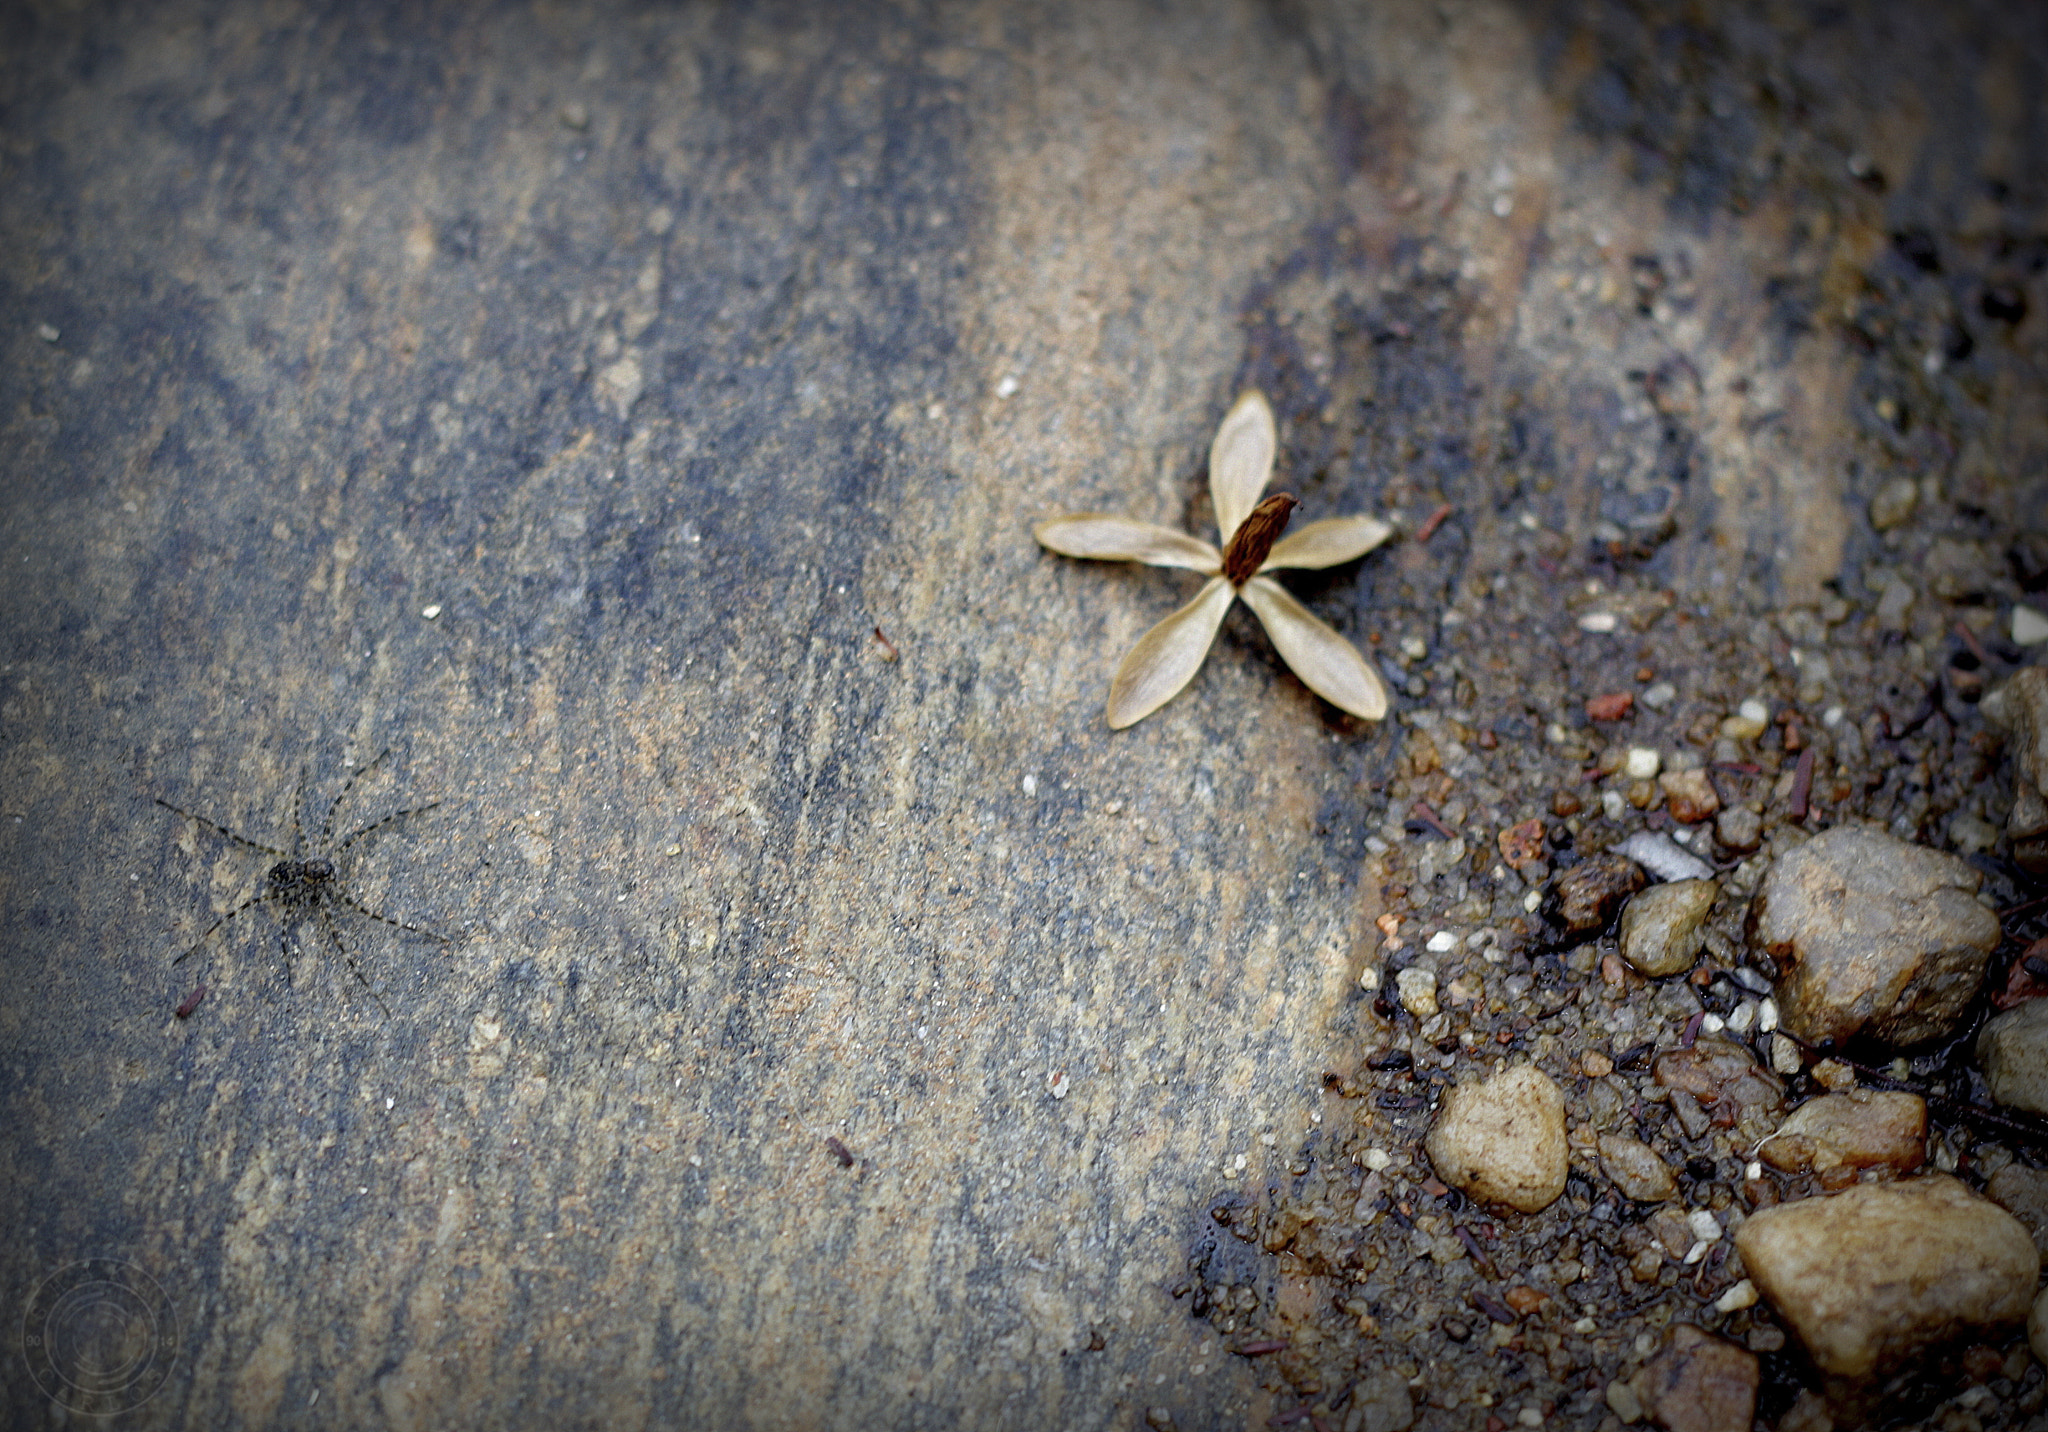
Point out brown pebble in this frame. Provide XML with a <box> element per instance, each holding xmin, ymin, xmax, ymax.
<box><xmin>1549</xmin><ymin>790</ymin><xmax>1581</xmax><ymax>818</ymax></box>
<box><xmin>1546</xmin><ymin>854</ymin><xmax>1646</xmax><ymax>936</ymax></box>
<box><xmin>1632</xmin><ymin>1324</ymin><xmax>1758</xmax><ymax>1432</ymax></box>
<box><xmin>1503</xmin><ymin>1286</ymin><xmax>1548</xmax><ymax>1315</ymax></box>
<box><xmin>1581</xmin><ymin>1050</ymin><xmax>1615</xmax><ymax>1077</ymax></box>
<box><xmin>1498</xmin><ymin>818</ymin><xmax>1547</xmax><ymax>871</ymax></box>
<box><xmin>1757</xmin><ymin>1090</ymin><xmax>1927</xmax><ymax>1177</ymax></box>
<box><xmin>1659</xmin><ymin>768</ymin><xmax>1721</xmax><ymax>823</ymax></box>
<box><xmin>1586</xmin><ymin>691</ymin><xmax>1635</xmax><ymax>722</ymax></box>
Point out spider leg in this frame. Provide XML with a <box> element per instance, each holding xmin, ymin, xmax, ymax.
<box><xmin>334</xmin><ymin>886</ymin><xmax>450</xmax><ymax>943</ymax></box>
<box><xmin>170</xmin><ymin>892</ymin><xmax>268</xmax><ymax>964</ymax></box>
<box><xmin>335</xmin><ymin>800</ymin><xmax>441</xmax><ymax>853</ymax></box>
<box><xmin>153</xmin><ymin>798</ymin><xmax>288</xmax><ymax>858</ymax></box>
<box><xmin>325</xmin><ymin>748</ymin><xmax>393</xmax><ymax>842</ymax></box>
<box><xmin>318</xmin><ymin>905</ymin><xmax>392</xmax><ymax>1017</ymax></box>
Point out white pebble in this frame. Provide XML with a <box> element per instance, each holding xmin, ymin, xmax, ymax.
<box><xmin>421</xmin><ymin>604</ymin><xmax>442</xmax><ymax>619</ymax></box>
<box><xmin>1602</xmin><ymin>789</ymin><xmax>1627</xmax><ymax>820</ymax></box>
<box><xmin>1577</xmin><ymin>612</ymin><xmax>1618</xmax><ymax>633</ymax></box>
<box><xmin>1021</xmin><ymin>773</ymin><xmax>1037</xmax><ymax>795</ymax></box>
<box><xmin>1688</xmin><ymin>1209</ymin><xmax>1722</xmax><ymax>1242</ymax></box>
<box><xmin>2015</xmin><ymin>603</ymin><xmax>2048</xmax><ymax>646</ymax></box>
<box><xmin>1427</xmin><ymin>930</ymin><xmax>1457</xmax><ymax>953</ymax></box>
<box><xmin>1700</xmin><ymin>1013</ymin><xmax>1725</xmax><ymax>1033</ymax></box>
<box><xmin>1759</xmin><ymin>997</ymin><xmax>1779</xmax><ymax>1033</ymax></box>
<box><xmin>1358</xmin><ymin>966</ymin><xmax>1381</xmax><ymax>991</ymax></box>
<box><xmin>1401</xmin><ymin>636</ymin><xmax>1428</xmax><ymax>660</ymax></box>
<box><xmin>1714</xmin><ymin>1280</ymin><xmax>1759</xmax><ymax>1313</ymax></box>
<box><xmin>1396</xmin><ymin>967</ymin><xmax>1439</xmax><ymax>1017</ymax></box>
<box><xmin>1624</xmin><ymin>747</ymin><xmax>1661</xmax><ymax>780</ymax></box>
<box><xmin>1364</xmin><ymin>1147</ymin><xmax>1393</xmax><ymax>1171</ymax></box>
<box><xmin>995</xmin><ymin>374</ymin><xmax>1019</xmax><ymax>397</ymax></box>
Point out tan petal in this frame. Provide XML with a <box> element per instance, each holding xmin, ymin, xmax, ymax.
<box><xmin>1034</xmin><ymin>515</ymin><xmax>1221</xmax><ymax>572</ymax></box>
<box><xmin>1261</xmin><ymin>514</ymin><xmax>1394</xmax><ymax>571</ymax></box>
<box><xmin>1240</xmin><ymin>576</ymin><xmax>1388</xmax><ymax>721</ymax></box>
<box><xmin>1106</xmin><ymin>576</ymin><xmax>1235</xmax><ymax>729</ymax></box>
<box><xmin>1208</xmin><ymin>390</ymin><xmax>1275</xmax><ymax>543</ymax></box>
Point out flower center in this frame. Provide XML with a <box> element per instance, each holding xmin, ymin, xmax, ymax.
<box><xmin>1221</xmin><ymin>493</ymin><xmax>1298</xmax><ymax>586</ymax></box>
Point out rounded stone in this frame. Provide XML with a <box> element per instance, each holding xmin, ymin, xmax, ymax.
<box><xmin>1426</xmin><ymin>1064</ymin><xmax>1568</xmax><ymax>1214</ymax></box>
<box><xmin>1598</xmin><ymin>1133</ymin><xmax>1677</xmax><ymax>1202</ymax></box>
<box><xmin>1977</xmin><ymin>998</ymin><xmax>2048</xmax><ymax>1115</ymax></box>
<box><xmin>1747</xmin><ymin>825</ymin><xmax>2001</xmax><ymax>1047</ymax></box>
<box><xmin>1395</xmin><ymin>966</ymin><xmax>1439</xmax><ymax>1018</ymax></box>
<box><xmin>1618</xmin><ymin>878</ymin><xmax>1718</xmax><ymax>977</ymax></box>
<box><xmin>1755</xmin><ymin>1090</ymin><xmax>1926</xmax><ymax>1176</ymax></box>
<box><xmin>1732</xmin><ymin>1174</ymin><xmax>2036</xmax><ymax>1382</ymax></box>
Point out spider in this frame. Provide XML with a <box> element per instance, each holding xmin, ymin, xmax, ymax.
<box><xmin>153</xmin><ymin>748</ymin><xmax>448</xmax><ymax>1016</ymax></box>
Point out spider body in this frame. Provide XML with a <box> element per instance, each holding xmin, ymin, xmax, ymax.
<box><xmin>154</xmin><ymin>749</ymin><xmax>447</xmax><ymax>1015</ymax></box>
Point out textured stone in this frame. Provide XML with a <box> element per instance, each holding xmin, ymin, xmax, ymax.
<box><xmin>1599</xmin><ymin>1133</ymin><xmax>1677</xmax><ymax>1202</ymax></box>
<box><xmin>1983</xmin><ymin>668</ymin><xmax>2048</xmax><ymax>872</ymax></box>
<box><xmin>1977</xmin><ymin>998</ymin><xmax>2048</xmax><ymax>1115</ymax></box>
<box><xmin>1426</xmin><ymin>1065</ymin><xmax>1569</xmax><ymax>1214</ymax></box>
<box><xmin>1714</xmin><ymin>805</ymin><xmax>1763</xmax><ymax>853</ymax></box>
<box><xmin>1658</xmin><ymin>769</ymin><xmax>1720</xmax><ymax>824</ymax></box>
<box><xmin>1756</xmin><ymin>1091</ymin><xmax>1925</xmax><ymax>1178</ymax></box>
<box><xmin>1733</xmin><ymin>1175</ymin><xmax>2036</xmax><ymax>1381</ymax></box>
<box><xmin>1546</xmin><ymin>853</ymin><xmax>1647</xmax><ymax>939</ymax></box>
<box><xmin>1748</xmin><ymin>825</ymin><xmax>2002</xmax><ymax>1046</ymax></box>
<box><xmin>1617</xmin><ymin>879</ymin><xmax>1717</xmax><ymax>977</ymax></box>
<box><xmin>1986</xmin><ymin>1163</ymin><xmax>2048</xmax><ymax>1259</ymax></box>
<box><xmin>1630</xmin><ymin>1324</ymin><xmax>1757</xmax><ymax>1432</ymax></box>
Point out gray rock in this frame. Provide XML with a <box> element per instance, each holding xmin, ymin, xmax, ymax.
<box><xmin>1983</xmin><ymin>667</ymin><xmax>2048</xmax><ymax>874</ymax></box>
<box><xmin>1344</xmin><ymin>1369</ymin><xmax>1415</xmax><ymax>1432</ymax></box>
<box><xmin>1618</xmin><ymin>878</ymin><xmax>1718</xmax><ymax>977</ymax></box>
<box><xmin>1713</xmin><ymin>805</ymin><xmax>1763</xmax><ymax>854</ymax></box>
<box><xmin>1425</xmin><ymin>1064</ymin><xmax>1568</xmax><ymax>1213</ymax></box>
<box><xmin>1977</xmin><ymin>999</ymin><xmax>2048</xmax><ymax>1116</ymax></box>
<box><xmin>1747</xmin><ymin>825</ymin><xmax>2001</xmax><ymax>1046</ymax></box>
<box><xmin>1733</xmin><ymin>1174</ymin><xmax>2036</xmax><ymax>1383</ymax></box>
<box><xmin>1599</xmin><ymin>1133</ymin><xmax>1677</xmax><ymax>1202</ymax></box>
<box><xmin>1985</xmin><ymin>1163</ymin><xmax>2048</xmax><ymax>1259</ymax></box>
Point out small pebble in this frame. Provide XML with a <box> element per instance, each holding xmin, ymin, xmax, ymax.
<box><xmin>1760</xmin><ymin>1090</ymin><xmax>1927</xmax><ymax>1177</ymax></box>
<box><xmin>2014</xmin><ymin>603</ymin><xmax>2048</xmax><ymax>646</ymax></box>
<box><xmin>1426</xmin><ymin>930</ymin><xmax>1457</xmax><ymax>953</ymax></box>
<box><xmin>1623</xmin><ymin>747</ymin><xmax>1661</xmax><ymax>780</ymax></box>
<box><xmin>1599</xmin><ymin>1133</ymin><xmax>1677</xmax><ymax>1201</ymax></box>
<box><xmin>1617</xmin><ymin>878</ymin><xmax>1717</xmax><ymax>977</ymax></box>
<box><xmin>421</xmin><ymin>604</ymin><xmax>443</xmax><ymax>620</ymax></box>
<box><xmin>1396</xmin><ymin>967</ymin><xmax>1439</xmax><ymax>1017</ymax></box>
<box><xmin>36</xmin><ymin>322</ymin><xmax>60</xmax><ymax>343</ymax></box>
<box><xmin>1977</xmin><ymin>999</ymin><xmax>2048</xmax><ymax>1115</ymax></box>
<box><xmin>1426</xmin><ymin>1064</ymin><xmax>1568</xmax><ymax>1213</ymax></box>
<box><xmin>1641</xmin><ymin>681</ymin><xmax>1676</xmax><ymax>712</ymax></box>
<box><xmin>1658</xmin><ymin>768</ymin><xmax>1719</xmax><ymax>824</ymax></box>
<box><xmin>1712</xmin><ymin>805</ymin><xmax>1762</xmax><ymax>853</ymax></box>
<box><xmin>1720</xmin><ymin>700</ymin><xmax>1770</xmax><ymax>741</ymax></box>
<box><xmin>1868</xmin><ymin>476</ymin><xmax>1919</xmax><ymax>531</ymax></box>
<box><xmin>1586</xmin><ymin>691</ymin><xmax>1634</xmax><ymax>721</ymax></box>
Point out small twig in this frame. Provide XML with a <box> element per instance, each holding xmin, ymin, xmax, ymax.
<box><xmin>1236</xmin><ymin>1339</ymin><xmax>1289</xmax><ymax>1356</ymax></box>
<box><xmin>1786</xmin><ymin>747</ymin><xmax>1815</xmax><ymax>822</ymax></box>
<box><xmin>1453</xmin><ymin>1224</ymin><xmax>1498</xmax><ymax>1279</ymax></box>
<box><xmin>1409</xmin><ymin>801</ymin><xmax>1458</xmax><ymax>840</ymax></box>
<box><xmin>175</xmin><ymin>983</ymin><xmax>209</xmax><ymax>1019</ymax></box>
<box><xmin>1953</xmin><ymin>619</ymin><xmax>1990</xmax><ymax>668</ymax></box>
<box><xmin>1415</xmin><ymin>503</ymin><xmax>1454</xmax><ymax>544</ymax></box>
<box><xmin>871</xmin><ymin>626</ymin><xmax>899</xmax><ymax>662</ymax></box>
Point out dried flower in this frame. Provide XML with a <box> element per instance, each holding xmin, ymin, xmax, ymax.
<box><xmin>1035</xmin><ymin>390</ymin><xmax>1392</xmax><ymax>728</ymax></box>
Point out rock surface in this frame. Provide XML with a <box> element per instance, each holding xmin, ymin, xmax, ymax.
<box><xmin>1977</xmin><ymin>999</ymin><xmax>2048</xmax><ymax>1116</ymax></box>
<box><xmin>1756</xmin><ymin>1091</ymin><xmax>1925</xmax><ymax>1179</ymax></box>
<box><xmin>1425</xmin><ymin>1065</ymin><xmax>1568</xmax><ymax>1214</ymax></box>
<box><xmin>1748</xmin><ymin>825</ymin><xmax>2001</xmax><ymax>1046</ymax></box>
<box><xmin>1733</xmin><ymin>1175</ymin><xmax>2036</xmax><ymax>1382</ymax></box>
<box><xmin>1617</xmin><ymin>879</ymin><xmax>1717</xmax><ymax>977</ymax></box>
<box><xmin>1983</xmin><ymin>668</ymin><xmax>2048</xmax><ymax>872</ymax></box>
<box><xmin>1629</xmin><ymin>1324</ymin><xmax>1758</xmax><ymax>1432</ymax></box>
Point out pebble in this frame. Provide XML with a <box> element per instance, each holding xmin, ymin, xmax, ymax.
<box><xmin>1615</xmin><ymin>830</ymin><xmax>1713</xmax><ymax>883</ymax></box>
<box><xmin>1755</xmin><ymin>1090</ymin><xmax>1926</xmax><ymax>1179</ymax></box>
<box><xmin>1733</xmin><ymin>1174</ymin><xmax>2036</xmax><ymax>1383</ymax></box>
<box><xmin>1983</xmin><ymin>667</ymin><xmax>2048</xmax><ymax>873</ymax></box>
<box><xmin>1587</xmin><ymin>691</ymin><xmax>1634</xmax><ymax>721</ymax></box>
<box><xmin>1623</xmin><ymin>746</ymin><xmax>1661</xmax><ymax>780</ymax></box>
<box><xmin>2035</xmin><ymin>1289</ymin><xmax>2048</xmax><ymax>1367</ymax></box>
<box><xmin>1545</xmin><ymin>854</ymin><xmax>1645</xmax><ymax>938</ymax></box>
<box><xmin>1628</xmin><ymin>1324</ymin><xmax>1758</xmax><ymax>1432</ymax></box>
<box><xmin>1425</xmin><ymin>1064</ymin><xmax>1568</xmax><ymax>1213</ymax></box>
<box><xmin>1976</xmin><ymin>998</ymin><xmax>2048</xmax><ymax>1115</ymax></box>
<box><xmin>1396</xmin><ymin>967</ymin><xmax>1440</xmax><ymax>1017</ymax></box>
<box><xmin>2014</xmin><ymin>602</ymin><xmax>2048</xmax><ymax>646</ymax></box>
<box><xmin>1617</xmin><ymin>878</ymin><xmax>1717</xmax><ymax>977</ymax></box>
<box><xmin>1719</xmin><ymin>699</ymin><xmax>1770</xmax><ymax>741</ymax></box>
<box><xmin>1349</xmin><ymin>1370</ymin><xmax>1414</xmax><ymax>1432</ymax></box>
<box><xmin>1653</xmin><ymin>1037</ymin><xmax>1785</xmax><ymax>1145</ymax></box>
<box><xmin>1658</xmin><ymin>768</ymin><xmax>1719</xmax><ymax>824</ymax></box>
<box><xmin>1598</xmin><ymin>1133</ymin><xmax>1677</xmax><ymax>1201</ymax></box>
<box><xmin>1712</xmin><ymin>807</ymin><xmax>1761</xmax><ymax>852</ymax></box>
<box><xmin>1641</xmin><ymin>680</ymin><xmax>1676</xmax><ymax>712</ymax></box>
<box><xmin>1985</xmin><ymin>1163</ymin><xmax>2048</xmax><ymax>1259</ymax></box>
<box><xmin>1747</xmin><ymin>825</ymin><xmax>2001</xmax><ymax>1047</ymax></box>
<box><xmin>1868</xmin><ymin>475</ymin><xmax>1919</xmax><ymax>531</ymax></box>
